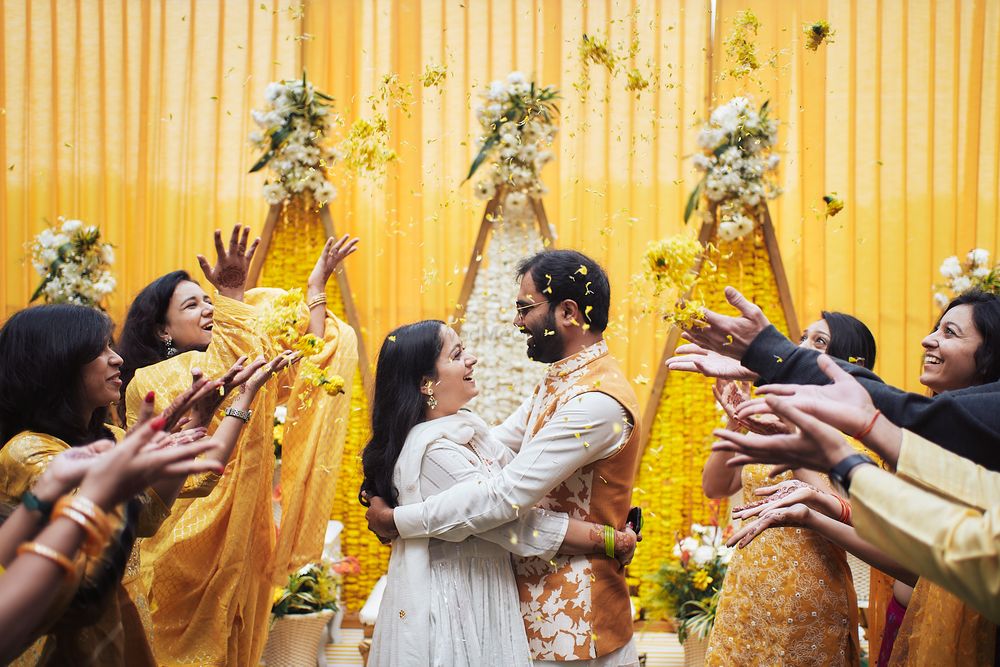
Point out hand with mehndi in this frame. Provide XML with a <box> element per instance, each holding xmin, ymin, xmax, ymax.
<box><xmin>197</xmin><ymin>224</ymin><xmax>261</xmax><ymax>301</ymax></box>
<box><xmin>726</xmin><ymin>503</ymin><xmax>813</xmax><ymax>549</ymax></box>
<box><xmin>680</xmin><ymin>287</ymin><xmax>771</xmax><ymax>361</ymax></box>
<box><xmin>731</xmin><ymin>479</ymin><xmax>844</xmax><ymax>523</ymax></box>
<box><xmin>614</xmin><ymin>526</ymin><xmax>639</xmax><ymax>569</ymax></box>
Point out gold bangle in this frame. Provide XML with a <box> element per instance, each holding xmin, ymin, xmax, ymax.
<box><xmin>52</xmin><ymin>506</ymin><xmax>106</xmax><ymax>557</ymax></box>
<box><xmin>17</xmin><ymin>542</ymin><xmax>77</xmax><ymax>580</ymax></box>
<box><xmin>53</xmin><ymin>496</ymin><xmax>112</xmax><ymax>550</ymax></box>
<box><xmin>306</xmin><ymin>293</ymin><xmax>327</xmax><ymax>309</ymax></box>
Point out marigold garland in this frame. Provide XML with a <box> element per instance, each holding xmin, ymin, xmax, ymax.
<box><xmin>631</xmin><ymin>224</ymin><xmax>790</xmax><ymax>617</ymax></box>
<box><xmin>260</xmin><ymin>197</ymin><xmax>384</xmax><ymax>611</ymax></box>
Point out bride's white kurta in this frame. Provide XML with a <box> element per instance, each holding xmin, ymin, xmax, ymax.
<box><xmin>368</xmin><ymin>411</ymin><xmax>569</xmax><ymax>667</ymax></box>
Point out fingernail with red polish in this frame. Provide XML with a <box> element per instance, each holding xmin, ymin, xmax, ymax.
<box><xmin>145</xmin><ymin>391</ymin><xmax>155</xmax><ymax>403</ymax></box>
<box><xmin>150</xmin><ymin>417</ymin><xmax>167</xmax><ymax>431</ymax></box>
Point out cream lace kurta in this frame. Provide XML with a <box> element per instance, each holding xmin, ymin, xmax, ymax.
<box><xmin>369</xmin><ymin>411</ymin><xmax>569</xmax><ymax>667</ymax></box>
<box><xmin>705</xmin><ymin>465</ymin><xmax>860</xmax><ymax>666</ymax></box>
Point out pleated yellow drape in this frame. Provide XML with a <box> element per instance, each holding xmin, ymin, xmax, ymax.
<box><xmin>0</xmin><ymin>0</ymin><xmax>298</xmax><ymax>319</ymax></box>
<box><xmin>3</xmin><ymin>0</ymin><xmax>1000</xmax><ymax>401</ymax></box>
<box><xmin>715</xmin><ymin>0</ymin><xmax>1000</xmax><ymax>391</ymax></box>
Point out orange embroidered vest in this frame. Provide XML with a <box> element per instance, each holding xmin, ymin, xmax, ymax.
<box><xmin>513</xmin><ymin>341</ymin><xmax>642</xmax><ymax>661</ymax></box>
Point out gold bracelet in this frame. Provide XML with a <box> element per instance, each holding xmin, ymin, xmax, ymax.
<box><xmin>306</xmin><ymin>293</ymin><xmax>327</xmax><ymax>309</ymax></box>
<box><xmin>17</xmin><ymin>542</ymin><xmax>77</xmax><ymax>580</ymax></box>
<box><xmin>52</xmin><ymin>505</ymin><xmax>107</xmax><ymax>557</ymax></box>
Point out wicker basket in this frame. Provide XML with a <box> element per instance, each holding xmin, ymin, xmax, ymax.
<box><xmin>261</xmin><ymin>609</ymin><xmax>335</xmax><ymax>667</ymax></box>
<box><xmin>682</xmin><ymin>633</ymin><xmax>709</xmax><ymax>667</ymax></box>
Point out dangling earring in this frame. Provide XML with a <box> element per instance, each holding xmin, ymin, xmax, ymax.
<box><xmin>164</xmin><ymin>337</ymin><xmax>178</xmax><ymax>358</ymax></box>
<box><xmin>426</xmin><ymin>390</ymin><xmax>438</xmax><ymax>410</ymax></box>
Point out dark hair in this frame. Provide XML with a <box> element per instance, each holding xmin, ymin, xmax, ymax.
<box><xmin>116</xmin><ymin>271</ymin><xmax>193</xmax><ymax>422</ymax></box>
<box><xmin>938</xmin><ymin>289</ymin><xmax>1000</xmax><ymax>384</ymax></box>
<box><xmin>821</xmin><ymin>311</ymin><xmax>877</xmax><ymax>370</ymax></box>
<box><xmin>0</xmin><ymin>305</ymin><xmax>116</xmax><ymax>446</ymax></box>
<box><xmin>516</xmin><ymin>250</ymin><xmax>611</xmax><ymax>333</ymax></box>
<box><xmin>360</xmin><ymin>320</ymin><xmax>445</xmax><ymax>507</ymax></box>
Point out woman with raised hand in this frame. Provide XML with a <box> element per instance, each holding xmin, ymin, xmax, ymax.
<box><xmin>0</xmin><ymin>417</ymin><xmax>221</xmax><ymax>664</ymax></box>
<box><xmin>724</xmin><ymin>290</ymin><xmax>1000</xmax><ymax>667</ymax></box>
<box><xmin>700</xmin><ymin>311</ymin><xmax>877</xmax><ymax>667</ymax></box>
<box><xmin>362</xmin><ymin>321</ymin><xmax>638</xmax><ymax>667</ymax></box>
<box><xmin>0</xmin><ymin>303</ymin><xmax>260</xmax><ymax>666</ymax></box>
<box><xmin>118</xmin><ymin>223</ymin><xmax>360</xmax><ymax>666</ymax></box>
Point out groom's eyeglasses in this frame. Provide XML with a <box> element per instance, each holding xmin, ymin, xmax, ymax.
<box><xmin>514</xmin><ymin>299</ymin><xmax>549</xmax><ymax>315</ymax></box>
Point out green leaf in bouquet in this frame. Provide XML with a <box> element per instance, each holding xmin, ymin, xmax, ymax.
<box><xmin>684</xmin><ymin>178</ymin><xmax>704</xmax><ymax>223</ymax></box>
<box><xmin>464</xmin><ymin>133</ymin><xmax>500</xmax><ymax>183</ymax></box>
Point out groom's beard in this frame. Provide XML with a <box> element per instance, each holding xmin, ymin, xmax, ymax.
<box><xmin>520</xmin><ymin>310</ymin><xmax>564</xmax><ymax>364</ymax></box>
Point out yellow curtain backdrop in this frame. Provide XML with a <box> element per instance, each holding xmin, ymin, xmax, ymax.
<box><xmin>301</xmin><ymin>0</ymin><xmax>713</xmax><ymax>399</ymax></box>
<box><xmin>715</xmin><ymin>0</ymin><xmax>1000</xmax><ymax>391</ymax></box>
<box><xmin>0</xmin><ymin>0</ymin><xmax>299</xmax><ymax>319</ymax></box>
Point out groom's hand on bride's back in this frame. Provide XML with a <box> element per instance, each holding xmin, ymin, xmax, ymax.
<box><xmin>365</xmin><ymin>495</ymin><xmax>399</xmax><ymax>543</ymax></box>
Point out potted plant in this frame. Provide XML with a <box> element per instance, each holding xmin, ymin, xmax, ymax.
<box><xmin>642</xmin><ymin>523</ymin><xmax>732</xmax><ymax>667</ymax></box>
<box><xmin>262</xmin><ymin>560</ymin><xmax>342</xmax><ymax>667</ymax></box>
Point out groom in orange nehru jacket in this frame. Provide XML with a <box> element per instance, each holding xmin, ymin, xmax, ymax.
<box><xmin>367</xmin><ymin>249</ymin><xmax>643</xmax><ymax>666</ymax></box>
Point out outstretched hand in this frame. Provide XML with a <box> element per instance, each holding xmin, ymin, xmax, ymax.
<box><xmin>77</xmin><ymin>418</ymin><xmax>223</xmax><ymax>511</ymax></box>
<box><xmin>680</xmin><ymin>287</ymin><xmax>770</xmax><ymax>361</ymax></box>
<box><xmin>712</xmin><ymin>396</ymin><xmax>860</xmax><ymax>476</ymax></box>
<box><xmin>197</xmin><ymin>224</ymin><xmax>260</xmax><ymax>301</ymax></box>
<box><xmin>735</xmin><ymin>354</ymin><xmax>877</xmax><ymax>439</ymax></box>
<box><xmin>308</xmin><ymin>235</ymin><xmax>360</xmax><ymax>292</ymax></box>
<box><xmin>726</xmin><ymin>503</ymin><xmax>813</xmax><ymax>549</ymax></box>
<box><xmin>667</xmin><ymin>343</ymin><xmax>759</xmax><ymax>381</ymax></box>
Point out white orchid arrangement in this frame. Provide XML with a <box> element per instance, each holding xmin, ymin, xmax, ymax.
<box><xmin>29</xmin><ymin>218</ymin><xmax>116</xmax><ymax>308</ymax></box>
<box><xmin>249</xmin><ymin>72</ymin><xmax>341</xmax><ymax>206</ymax></box>
<box><xmin>686</xmin><ymin>97</ymin><xmax>781</xmax><ymax>242</ymax></box>
<box><xmin>467</xmin><ymin>72</ymin><xmax>558</xmax><ymax>221</ymax></box>
<box><xmin>934</xmin><ymin>248</ymin><xmax>1000</xmax><ymax>308</ymax></box>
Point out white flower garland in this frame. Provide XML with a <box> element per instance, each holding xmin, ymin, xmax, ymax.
<box><xmin>249</xmin><ymin>74</ymin><xmax>340</xmax><ymax>206</ymax></box>
<box><xmin>469</xmin><ymin>72</ymin><xmax>558</xmax><ymax>221</ymax></box>
<box><xmin>688</xmin><ymin>96</ymin><xmax>781</xmax><ymax>241</ymax></box>
<box><xmin>461</xmin><ymin>216</ymin><xmax>549</xmax><ymax>425</ymax></box>
<box><xmin>29</xmin><ymin>218</ymin><xmax>115</xmax><ymax>308</ymax></box>
<box><xmin>933</xmin><ymin>248</ymin><xmax>999</xmax><ymax>307</ymax></box>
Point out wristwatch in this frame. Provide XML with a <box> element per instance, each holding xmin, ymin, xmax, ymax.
<box><xmin>224</xmin><ymin>407</ymin><xmax>253</xmax><ymax>423</ymax></box>
<box><xmin>22</xmin><ymin>490</ymin><xmax>54</xmax><ymax>520</ymax></box>
<box><xmin>829</xmin><ymin>453</ymin><xmax>876</xmax><ymax>495</ymax></box>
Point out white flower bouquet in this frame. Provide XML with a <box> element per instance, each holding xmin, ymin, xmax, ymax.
<box><xmin>249</xmin><ymin>72</ymin><xmax>340</xmax><ymax>206</ymax></box>
<box><xmin>686</xmin><ymin>97</ymin><xmax>781</xmax><ymax>241</ymax></box>
<box><xmin>29</xmin><ymin>218</ymin><xmax>116</xmax><ymax>308</ymax></box>
<box><xmin>466</xmin><ymin>72</ymin><xmax>558</xmax><ymax>220</ymax></box>
<box><xmin>933</xmin><ymin>248</ymin><xmax>1000</xmax><ymax>307</ymax></box>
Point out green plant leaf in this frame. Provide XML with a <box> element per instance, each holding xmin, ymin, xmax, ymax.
<box><xmin>464</xmin><ymin>133</ymin><xmax>500</xmax><ymax>183</ymax></box>
<box><xmin>684</xmin><ymin>178</ymin><xmax>704</xmax><ymax>222</ymax></box>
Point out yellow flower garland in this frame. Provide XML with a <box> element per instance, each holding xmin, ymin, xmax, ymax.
<box><xmin>260</xmin><ymin>197</ymin><xmax>387</xmax><ymax>610</ymax></box>
<box><xmin>631</xmin><ymin>226</ymin><xmax>790</xmax><ymax>617</ymax></box>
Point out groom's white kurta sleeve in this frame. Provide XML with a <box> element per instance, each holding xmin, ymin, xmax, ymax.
<box><xmin>394</xmin><ymin>392</ymin><xmax>630</xmax><ymax>541</ymax></box>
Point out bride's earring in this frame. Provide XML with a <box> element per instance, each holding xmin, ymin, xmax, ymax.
<box><xmin>164</xmin><ymin>337</ymin><xmax>177</xmax><ymax>357</ymax></box>
<box><xmin>426</xmin><ymin>390</ymin><xmax>438</xmax><ymax>410</ymax></box>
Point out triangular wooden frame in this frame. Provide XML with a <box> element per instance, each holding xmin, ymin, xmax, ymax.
<box><xmin>451</xmin><ymin>189</ymin><xmax>556</xmax><ymax>334</ymax></box>
<box><xmin>247</xmin><ymin>202</ymin><xmax>373</xmax><ymax>391</ymax></box>
<box><xmin>638</xmin><ymin>203</ymin><xmax>800</xmax><ymax>469</ymax></box>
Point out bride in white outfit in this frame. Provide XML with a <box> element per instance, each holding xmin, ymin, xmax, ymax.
<box><xmin>360</xmin><ymin>320</ymin><xmax>637</xmax><ymax>667</ymax></box>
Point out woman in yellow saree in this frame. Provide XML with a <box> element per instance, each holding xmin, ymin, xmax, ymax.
<box><xmin>118</xmin><ymin>225</ymin><xmax>359</xmax><ymax>666</ymax></box>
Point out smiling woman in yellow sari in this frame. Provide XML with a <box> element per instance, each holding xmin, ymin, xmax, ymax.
<box><xmin>117</xmin><ymin>226</ymin><xmax>360</xmax><ymax>666</ymax></box>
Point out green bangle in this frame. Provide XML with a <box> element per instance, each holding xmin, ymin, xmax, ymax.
<box><xmin>22</xmin><ymin>491</ymin><xmax>54</xmax><ymax>520</ymax></box>
<box><xmin>603</xmin><ymin>524</ymin><xmax>615</xmax><ymax>559</ymax></box>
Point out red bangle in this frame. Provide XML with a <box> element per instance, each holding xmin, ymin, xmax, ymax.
<box><xmin>853</xmin><ymin>409</ymin><xmax>881</xmax><ymax>440</ymax></box>
<box><xmin>835</xmin><ymin>495</ymin><xmax>852</xmax><ymax>524</ymax></box>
